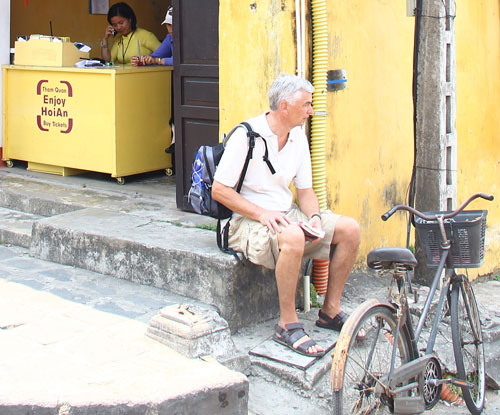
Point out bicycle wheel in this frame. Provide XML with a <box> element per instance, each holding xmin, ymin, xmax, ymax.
<box><xmin>331</xmin><ymin>304</ymin><xmax>414</xmax><ymax>415</ymax></box>
<box><xmin>450</xmin><ymin>275</ymin><xmax>486</xmax><ymax>414</ymax></box>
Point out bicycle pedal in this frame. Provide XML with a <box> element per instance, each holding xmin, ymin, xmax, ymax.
<box><xmin>427</xmin><ymin>378</ymin><xmax>474</xmax><ymax>389</ymax></box>
<box><xmin>393</xmin><ymin>396</ymin><xmax>425</xmax><ymax>414</ymax></box>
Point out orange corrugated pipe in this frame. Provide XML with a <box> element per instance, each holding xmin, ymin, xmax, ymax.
<box><xmin>312</xmin><ymin>259</ymin><xmax>329</xmax><ymax>296</ymax></box>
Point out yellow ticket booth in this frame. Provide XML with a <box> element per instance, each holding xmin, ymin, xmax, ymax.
<box><xmin>2</xmin><ymin>64</ymin><xmax>173</xmax><ymax>183</ymax></box>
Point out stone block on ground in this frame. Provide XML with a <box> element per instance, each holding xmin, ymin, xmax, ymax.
<box><xmin>146</xmin><ymin>303</ymin><xmax>237</xmax><ymax>362</ymax></box>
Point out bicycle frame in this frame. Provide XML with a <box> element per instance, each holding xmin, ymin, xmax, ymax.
<box><xmin>384</xmin><ymin>214</ymin><xmax>469</xmax><ymax>387</ymax></box>
<box><xmin>412</xmin><ymin>244</ymin><xmax>452</xmax><ymax>355</ymax></box>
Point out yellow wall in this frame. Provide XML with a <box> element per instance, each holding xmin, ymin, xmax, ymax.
<box><xmin>455</xmin><ymin>0</ymin><xmax>500</xmax><ymax>275</ymax></box>
<box><xmin>10</xmin><ymin>0</ymin><xmax>169</xmax><ymax>55</ymax></box>
<box><xmin>219</xmin><ymin>0</ymin><xmax>298</xmax><ymax>132</ymax></box>
<box><xmin>220</xmin><ymin>0</ymin><xmax>415</xmax><ymax>268</ymax></box>
<box><xmin>326</xmin><ymin>2</ymin><xmax>415</xmax><ymax>267</ymax></box>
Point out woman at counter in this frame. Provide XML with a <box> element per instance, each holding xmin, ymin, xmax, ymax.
<box><xmin>101</xmin><ymin>2</ymin><xmax>161</xmax><ymax>65</ymax></box>
<box><xmin>131</xmin><ymin>6</ymin><xmax>173</xmax><ymax>67</ymax></box>
<box><xmin>131</xmin><ymin>6</ymin><xmax>176</xmax><ymax>157</ymax></box>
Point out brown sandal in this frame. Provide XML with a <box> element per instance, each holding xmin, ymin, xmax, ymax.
<box><xmin>273</xmin><ymin>322</ymin><xmax>324</xmax><ymax>357</ymax></box>
<box><xmin>315</xmin><ymin>309</ymin><xmax>348</xmax><ymax>332</ymax></box>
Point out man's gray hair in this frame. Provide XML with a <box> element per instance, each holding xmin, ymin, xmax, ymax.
<box><xmin>268</xmin><ymin>74</ymin><xmax>314</xmax><ymax>111</ymax></box>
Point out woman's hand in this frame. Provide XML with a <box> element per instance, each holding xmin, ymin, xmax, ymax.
<box><xmin>104</xmin><ymin>25</ymin><xmax>115</xmax><ymax>40</ymax></box>
<box><xmin>101</xmin><ymin>26</ymin><xmax>113</xmax><ymax>62</ymax></box>
<box><xmin>131</xmin><ymin>56</ymin><xmax>155</xmax><ymax>66</ymax></box>
<box><xmin>130</xmin><ymin>56</ymin><xmax>140</xmax><ymax>66</ymax></box>
<box><xmin>141</xmin><ymin>56</ymin><xmax>155</xmax><ymax>65</ymax></box>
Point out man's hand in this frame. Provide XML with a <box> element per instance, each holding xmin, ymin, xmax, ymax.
<box><xmin>258</xmin><ymin>211</ymin><xmax>291</xmax><ymax>234</ymax></box>
<box><xmin>308</xmin><ymin>215</ymin><xmax>322</xmax><ymax>229</ymax></box>
<box><xmin>306</xmin><ymin>215</ymin><xmax>323</xmax><ymax>242</ymax></box>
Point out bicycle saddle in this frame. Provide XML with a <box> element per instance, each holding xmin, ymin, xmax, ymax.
<box><xmin>367</xmin><ymin>247</ymin><xmax>417</xmax><ymax>269</ymax></box>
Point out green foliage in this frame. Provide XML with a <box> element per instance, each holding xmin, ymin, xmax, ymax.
<box><xmin>167</xmin><ymin>221</ymin><xmax>218</xmax><ymax>232</ymax></box>
<box><xmin>195</xmin><ymin>223</ymin><xmax>217</xmax><ymax>232</ymax></box>
<box><xmin>310</xmin><ymin>283</ymin><xmax>321</xmax><ymax>308</ymax></box>
<box><xmin>443</xmin><ymin>373</ymin><xmax>464</xmax><ymax>398</ymax></box>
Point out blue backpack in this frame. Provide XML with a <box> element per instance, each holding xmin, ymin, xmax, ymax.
<box><xmin>188</xmin><ymin>121</ymin><xmax>275</xmax><ymax>254</ymax></box>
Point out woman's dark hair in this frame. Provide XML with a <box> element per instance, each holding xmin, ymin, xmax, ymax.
<box><xmin>107</xmin><ymin>2</ymin><xmax>137</xmax><ymax>30</ymax></box>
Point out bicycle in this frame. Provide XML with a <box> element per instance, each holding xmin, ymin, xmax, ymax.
<box><xmin>330</xmin><ymin>192</ymin><xmax>494</xmax><ymax>414</ymax></box>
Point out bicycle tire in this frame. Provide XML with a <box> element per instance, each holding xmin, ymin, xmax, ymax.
<box><xmin>450</xmin><ymin>275</ymin><xmax>486</xmax><ymax>414</ymax></box>
<box><xmin>331</xmin><ymin>305</ymin><xmax>414</xmax><ymax>415</ymax></box>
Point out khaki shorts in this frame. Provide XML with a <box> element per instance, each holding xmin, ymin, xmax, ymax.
<box><xmin>227</xmin><ymin>204</ymin><xmax>340</xmax><ymax>270</ymax></box>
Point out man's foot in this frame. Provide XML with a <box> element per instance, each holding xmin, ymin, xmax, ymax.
<box><xmin>273</xmin><ymin>322</ymin><xmax>324</xmax><ymax>357</ymax></box>
<box><xmin>315</xmin><ymin>309</ymin><xmax>348</xmax><ymax>332</ymax></box>
<box><xmin>316</xmin><ymin>309</ymin><xmax>366</xmax><ymax>339</ymax></box>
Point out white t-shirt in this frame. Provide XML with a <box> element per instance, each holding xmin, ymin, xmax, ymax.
<box><xmin>214</xmin><ymin>112</ymin><xmax>313</xmax><ymax>212</ymax></box>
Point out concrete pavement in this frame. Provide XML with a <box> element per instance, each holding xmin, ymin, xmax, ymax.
<box><xmin>0</xmin><ymin>244</ymin><xmax>248</xmax><ymax>414</ymax></box>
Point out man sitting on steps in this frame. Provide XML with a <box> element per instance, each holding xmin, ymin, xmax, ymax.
<box><xmin>212</xmin><ymin>74</ymin><xmax>360</xmax><ymax>357</ymax></box>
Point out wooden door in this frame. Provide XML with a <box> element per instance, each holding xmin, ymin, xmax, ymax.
<box><xmin>173</xmin><ymin>0</ymin><xmax>219</xmax><ymax>210</ymax></box>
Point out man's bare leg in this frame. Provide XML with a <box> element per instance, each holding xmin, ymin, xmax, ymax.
<box><xmin>275</xmin><ymin>225</ymin><xmax>323</xmax><ymax>354</ymax></box>
<box><xmin>320</xmin><ymin>216</ymin><xmax>360</xmax><ymax>320</ymax></box>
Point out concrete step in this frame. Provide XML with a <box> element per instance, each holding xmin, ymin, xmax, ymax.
<box><xmin>29</xmin><ymin>207</ymin><xmax>280</xmax><ymax>329</ymax></box>
<box><xmin>0</xmin><ymin>168</ymin><xmax>206</xmax><ymax>224</ymax></box>
<box><xmin>0</xmin><ymin>167</ymin><xmax>281</xmax><ymax>329</ymax></box>
<box><xmin>0</xmin><ymin>206</ymin><xmax>42</xmax><ymax>248</ymax></box>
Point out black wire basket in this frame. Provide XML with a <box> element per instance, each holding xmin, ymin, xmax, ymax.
<box><xmin>415</xmin><ymin>210</ymin><xmax>487</xmax><ymax>268</ymax></box>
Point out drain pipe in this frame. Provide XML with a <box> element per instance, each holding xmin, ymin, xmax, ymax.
<box><xmin>295</xmin><ymin>0</ymin><xmax>304</xmax><ymax>78</ymax></box>
<box><xmin>310</xmin><ymin>0</ymin><xmax>330</xmax><ymax>297</ymax></box>
<box><xmin>297</xmin><ymin>0</ymin><xmax>329</xmax><ymax>307</ymax></box>
<box><xmin>296</xmin><ymin>0</ymin><xmax>311</xmax><ymax>311</ymax></box>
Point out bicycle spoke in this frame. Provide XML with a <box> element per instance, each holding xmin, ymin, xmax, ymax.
<box><xmin>346</xmin><ymin>351</ymin><xmax>388</xmax><ymax>391</ymax></box>
<box><xmin>461</xmin><ymin>283</ymin><xmax>481</xmax><ymax>342</ymax></box>
<box><xmin>451</xmin><ymin>276</ymin><xmax>486</xmax><ymax>414</ymax></box>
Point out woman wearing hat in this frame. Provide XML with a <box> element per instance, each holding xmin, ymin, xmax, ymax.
<box><xmin>131</xmin><ymin>6</ymin><xmax>176</xmax><ymax>158</ymax></box>
<box><xmin>101</xmin><ymin>2</ymin><xmax>161</xmax><ymax>64</ymax></box>
<box><xmin>131</xmin><ymin>6</ymin><xmax>173</xmax><ymax>66</ymax></box>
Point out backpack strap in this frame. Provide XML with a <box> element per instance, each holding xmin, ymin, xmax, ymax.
<box><xmin>235</xmin><ymin>122</ymin><xmax>256</xmax><ymax>193</ymax></box>
<box><xmin>202</xmin><ymin>145</ymin><xmax>215</xmax><ymax>185</ymax></box>
<box><xmin>217</xmin><ymin>121</ymin><xmax>276</xmax><ymax>263</ymax></box>
<box><xmin>260</xmin><ymin>137</ymin><xmax>276</xmax><ymax>175</ymax></box>
<box><xmin>216</xmin><ymin>220</ymin><xmax>242</xmax><ymax>263</ymax></box>
<box><xmin>216</xmin><ymin>123</ymin><xmax>257</xmax><ymax>263</ymax></box>
<box><xmin>240</xmin><ymin>122</ymin><xmax>276</xmax><ymax>175</ymax></box>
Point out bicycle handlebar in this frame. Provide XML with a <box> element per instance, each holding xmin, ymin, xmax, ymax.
<box><xmin>381</xmin><ymin>192</ymin><xmax>494</xmax><ymax>222</ymax></box>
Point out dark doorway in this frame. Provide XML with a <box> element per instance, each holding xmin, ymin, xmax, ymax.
<box><xmin>173</xmin><ymin>0</ymin><xmax>219</xmax><ymax>210</ymax></box>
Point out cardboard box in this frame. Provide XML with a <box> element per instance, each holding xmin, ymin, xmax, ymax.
<box><xmin>14</xmin><ymin>38</ymin><xmax>89</xmax><ymax>67</ymax></box>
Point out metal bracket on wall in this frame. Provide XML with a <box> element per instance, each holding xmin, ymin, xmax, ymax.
<box><xmin>327</xmin><ymin>69</ymin><xmax>347</xmax><ymax>92</ymax></box>
<box><xmin>407</xmin><ymin>0</ymin><xmax>417</xmax><ymax>17</ymax></box>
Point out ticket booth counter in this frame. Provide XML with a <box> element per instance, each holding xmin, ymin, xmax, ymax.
<box><xmin>2</xmin><ymin>64</ymin><xmax>173</xmax><ymax>183</ymax></box>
